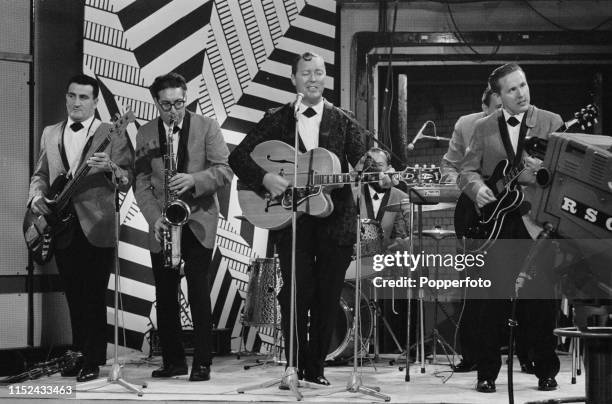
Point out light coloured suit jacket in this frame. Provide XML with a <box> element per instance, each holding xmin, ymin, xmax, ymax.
<box><xmin>355</xmin><ymin>186</ymin><xmax>408</xmax><ymax>248</ymax></box>
<box><xmin>459</xmin><ymin>106</ymin><xmax>563</xmax><ymax>237</ymax></box>
<box><xmin>459</xmin><ymin>105</ymin><xmax>562</xmax><ymax>202</ymax></box>
<box><xmin>440</xmin><ymin>111</ymin><xmax>486</xmax><ymax>183</ymax></box>
<box><xmin>28</xmin><ymin>119</ymin><xmax>134</xmax><ymax>248</ymax></box>
<box><xmin>134</xmin><ymin>111</ymin><xmax>233</xmax><ymax>252</ymax></box>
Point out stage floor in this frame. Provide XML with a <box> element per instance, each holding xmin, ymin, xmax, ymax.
<box><xmin>0</xmin><ymin>352</ymin><xmax>585</xmax><ymax>403</ymax></box>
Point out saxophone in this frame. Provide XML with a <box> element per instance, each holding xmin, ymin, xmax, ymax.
<box><xmin>162</xmin><ymin>118</ymin><xmax>191</xmax><ymax>269</ymax></box>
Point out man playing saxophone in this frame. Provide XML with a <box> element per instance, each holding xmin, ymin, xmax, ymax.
<box><xmin>134</xmin><ymin>72</ymin><xmax>233</xmax><ymax>382</ymax></box>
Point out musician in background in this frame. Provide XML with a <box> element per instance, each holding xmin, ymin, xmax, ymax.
<box><xmin>440</xmin><ymin>87</ymin><xmax>501</xmax><ymax>374</ymax></box>
<box><xmin>459</xmin><ymin>63</ymin><xmax>563</xmax><ymax>393</ymax></box>
<box><xmin>440</xmin><ymin>87</ymin><xmax>501</xmax><ymax>184</ymax></box>
<box><xmin>358</xmin><ymin>147</ymin><xmax>409</xmax><ymax>247</ymax></box>
<box><xmin>134</xmin><ymin>72</ymin><xmax>232</xmax><ymax>382</ymax></box>
<box><xmin>28</xmin><ymin>74</ymin><xmax>133</xmax><ymax>382</ymax></box>
<box><xmin>229</xmin><ymin>52</ymin><xmax>367</xmax><ymax>386</ymax></box>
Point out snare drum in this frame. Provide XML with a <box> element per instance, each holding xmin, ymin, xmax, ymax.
<box><xmin>242</xmin><ymin>258</ymin><xmax>282</xmax><ymax>326</ymax></box>
<box><xmin>326</xmin><ymin>282</ymin><xmax>373</xmax><ymax>361</ymax></box>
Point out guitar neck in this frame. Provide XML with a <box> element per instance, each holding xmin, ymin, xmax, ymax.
<box><xmin>311</xmin><ymin>172</ymin><xmax>382</xmax><ymax>186</ymax></box>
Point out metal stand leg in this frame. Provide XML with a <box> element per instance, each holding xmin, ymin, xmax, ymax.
<box><xmin>319</xmin><ymin>180</ymin><xmax>389</xmax><ymax>402</ymax></box>
<box><xmin>78</xmin><ymin>182</ymin><xmax>145</xmax><ymax>396</ymax></box>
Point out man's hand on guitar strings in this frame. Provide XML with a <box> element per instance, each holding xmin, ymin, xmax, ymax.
<box><xmin>476</xmin><ymin>185</ymin><xmax>497</xmax><ymax>208</ymax></box>
<box><xmin>31</xmin><ymin>195</ymin><xmax>54</xmax><ymax>216</ymax></box>
<box><xmin>263</xmin><ymin>173</ymin><xmax>289</xmax><ymax>198</ymax></box>
<box><xmin>518</xmin><ymin>155</ymin><xmax>542</xmax><ymax>185</ymax></box>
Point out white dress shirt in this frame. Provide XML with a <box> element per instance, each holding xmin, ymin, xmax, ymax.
<box><xmin>63</xmin><ymin>115</ymin><xmax>98</xmax><ymax>175</ymax></box>
<box><xmin>296</xmin><ymin>100</ymin><xmax>324</xmax><ymax>151</ymax></box>
<box><xmin>502</xmin><ymin>109</ymin><xmax>525</xmax><ymax>153</ymax></box>
<box><xmin>163</xmin><ymin>119</ymin><xmax>183</xmax><ymax>164</ymax></box>
<box><xmin>368</xmin><ymin>185</ymin><xmax>385</xmax><ymax>218</ymax></box>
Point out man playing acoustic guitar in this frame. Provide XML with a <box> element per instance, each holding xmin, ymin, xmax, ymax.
<box><xmin>229</xmin><ymin>52</ymin><xmax>368</xmax><ymax>386</ymax></box>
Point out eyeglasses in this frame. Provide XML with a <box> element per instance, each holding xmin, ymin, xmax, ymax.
<box><xmin>158</xmin><ymin>99</ymin><xmax>185</xmax><ymax>111</ymax></box>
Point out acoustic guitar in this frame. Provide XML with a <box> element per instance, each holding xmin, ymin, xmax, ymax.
<box><xmin>237</xmin><ymin>140</ymin><xmax>440</xmax><ymax>229</ymax></box>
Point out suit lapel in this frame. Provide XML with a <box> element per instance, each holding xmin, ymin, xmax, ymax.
<box><xmin>318</xmin><ymin>102</ymin><xmax>334</xmax><ymax>150</ymax></box>
<box><xmin>363</xmin><ymin>185</ymin><xmax>375</xmax><ymax>219</ymax></box>
<box><xmin>157</xmin><ymin>117</ymin><xmax>167</xmax><ymax>155</ymax></box>
<box><xmin>57</xmin><ymin>120</ymin><xmax>70</xmax><ymax>172</ymax></box>
<box><xmin>74</xmin><ymin>119</ymin><xmax>100</xmax><ymax>173</ymax></box>
<box><xmin>514</xmin><ymin>113</ymin><xmax>529</xmax><ymax>166</ymax></box>
<box><xmin>177</xmin><ymin>112</ymin><xmax>190</xmax><ymax>172</ymax></box>
<box><xmin>497</xmin><ymin>111</ymin><xmax>516</xmax><ymax>162</ymax></box>
<box><xmin>376</xmin><ymin>189</ymin><xmax>391</xmax><ymax>222</ymax></box>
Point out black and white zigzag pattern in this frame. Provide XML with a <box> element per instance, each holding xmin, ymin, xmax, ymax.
<box><xmin>83</xmin><ymin>0</ymin><xmax>337</xmax><ymax>354</ymax></box>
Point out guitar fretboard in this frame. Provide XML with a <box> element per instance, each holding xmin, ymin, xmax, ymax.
<box><xmin>311</xmin><ymin>172</ymin><xmax>381</xmax><ymax>185</ymax></box>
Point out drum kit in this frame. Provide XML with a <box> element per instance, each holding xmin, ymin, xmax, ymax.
<box><xmin>237</xmin><ymin>164</ymin><xmax>462</xmax><ymax>376</ymax></box>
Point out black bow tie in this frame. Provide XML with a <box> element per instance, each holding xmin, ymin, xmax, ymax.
<box><xmin>302</xmin><ymin>107</ymin><xmax>317</xmax><ymax>118</ymax></box>
<box><xmin>70</xmin><ymin>122</ymin><xmax>84</xmax><ymax>132</ymax></box>
<box><xmin>172</xmin><ymin>125</ymin><xmax>180</xmax><ymax>134</ymax></box>
<box><xmin>507</xmin><ymin>116</ymin><xmax>521</xmax><ymax>127</ymax></box>
<box><xmin>372</xmin><ymin>193</ymin><xmax>380</xmax><ymax>200</ymax></box>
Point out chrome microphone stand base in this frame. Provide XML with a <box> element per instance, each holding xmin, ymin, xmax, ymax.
<box><xmin>77</xmin><ymin>361</ymin><xmax>146</xmax><ymax>396</ymax></box>
<box><xmin>77</xmin><ymin>180</ymin><xmax>146</xmax><ymax>396</ymax></box>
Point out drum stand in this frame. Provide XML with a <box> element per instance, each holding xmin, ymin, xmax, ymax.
<box><xmin>322</xmin><ymin>174</ymin><xmax>390</xmax><ymax>402</ymax></box>
<box><xmin>421</xmin><ymin>227</ymin><xmax>459</xmax><ymax>365</ymax></box>
<box><xmin>370</xmin><ymin>287</ymin><xmax>404</xmax><ymax>361</ymax></box>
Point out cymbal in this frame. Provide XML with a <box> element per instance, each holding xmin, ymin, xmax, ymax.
<box><xmin>416</xmin><ymin>228</ymin><xmax>456</xmax><ymax>240</ymax></box>
<box><xmin>384</xmin><ymin>200</ymin><xmax>456</xmax><ymax>212</ymax></box>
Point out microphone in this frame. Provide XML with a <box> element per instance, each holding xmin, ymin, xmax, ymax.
<box><xmin>407</xmin><ymin>121</ymin><xmax>429</xmax><ymax>150</ymax></box>
<box><xmin>294</xmin><ymin>92</ymin><xmax>304</xmax><ymax>115</ymax></box>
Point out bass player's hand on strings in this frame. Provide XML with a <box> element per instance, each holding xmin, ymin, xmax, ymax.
<box><xmin>30</xmin><ymin>195</ymin><xmax>54</xmax><ymax>216</ymax></box>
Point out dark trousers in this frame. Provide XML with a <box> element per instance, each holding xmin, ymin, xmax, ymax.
<box><xmin>274</xmin><ymin>217</ymin><xmax>354</xmax><ymax>378</ymax></box>
<box><xmin>475</xmin><ymin>211</ymin><xmax>560</xmax><ymax>381</ymax></box>
<box><xmin>55</xmin><ymin>222</ymin><xmax>112</xmax><ymax>367</ymax></box>
<box><xmin>151</xmin><ymin>226</ymin><xmax>213</xmax><ymax>368</ymax></box>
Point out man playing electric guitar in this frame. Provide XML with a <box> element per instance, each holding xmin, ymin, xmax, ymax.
<box><xmin>458</xmin><ymin>63</ymin><xmax>563</xmax><ymax>393</ymax></box>
<box><xmin>27</xmin><ymin>74</ymin><xmax>133</xmax><ymax>382</ymax></box>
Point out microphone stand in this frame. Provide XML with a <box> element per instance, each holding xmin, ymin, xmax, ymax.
<box><xmin>78</xmin><ymin>163</ymin><xmax>146</xmax><ymax>396</ymax></box>
<box><xmin>321</xmin><ymin>166</ymin><xmax>390</xmax><ymax>402</ymax></box>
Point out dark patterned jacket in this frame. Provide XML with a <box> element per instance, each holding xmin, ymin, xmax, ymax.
<box><xmin>229</xmin><ymin>101</ymin><xmax>366</xmax><ymax>245</ymax></box>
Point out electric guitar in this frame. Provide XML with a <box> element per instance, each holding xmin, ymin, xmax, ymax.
<box><xmin>23</xmin><ymin>111</ymin><xmax>135</xmax><ymax>264</ymax></box>
<box><xmin>237</xmin><ymin>140</ymin><xmax>440</xmax><ymax>229</ymax></box>
<box><xmin>454</xmin><ymin>104</ymin><xmax>598</xmax><ymax>252</ymax></box>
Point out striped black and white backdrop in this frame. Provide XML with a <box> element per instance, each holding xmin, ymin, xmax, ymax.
<box><xmin>82</xmin><ymin>0</ymin><xmax>338</xmax><ymax>354</ymax></box>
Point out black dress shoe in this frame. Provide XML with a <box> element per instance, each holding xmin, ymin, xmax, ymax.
<box><xmin>305</xmin><ymin>375</ymin><xmax>331</xmax><ymax>386</ymax></box>
<box><xmin>538</xmin><ymin>377</ymin><xmax>558</xmax><ymax>391</ymax></box>
<box><xmin>60</xmin><ymin>351</ymin><xmax>83</xmax><ymax>377</ymax></box>
<box><xmin>452</xmin><ymin>361</ymin><xmax>477</xmax><ymax>373</ymax></box>
<box><xmin>476</xmin><ymin>379</ymin><xmax>496</xmax><ymax>393</ymax></box>
<box><xmin>151</xmin><ymin>364</ymin><xmax>188</xmax><ymax>378</ymax></box>
<box><xmin>189</xmin><ymin>365</ymin><xmax>211</xmax><ymax>382</ymax></box>
<box><xmin>76</xmin><ymin>366</ymin><xmax>99</xmax><ymax>382</ymax></box>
